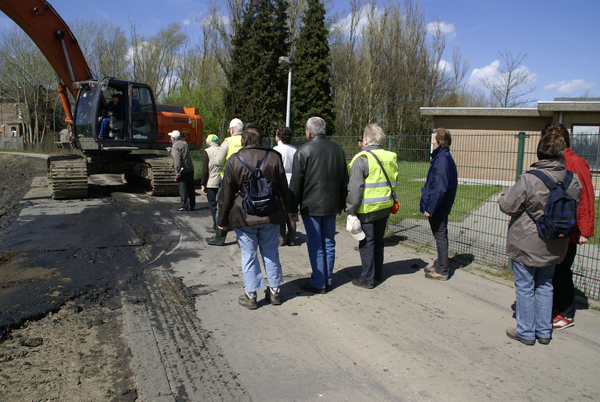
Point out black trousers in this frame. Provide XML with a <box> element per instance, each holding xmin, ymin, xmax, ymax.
<box><xmin>428</xmin><ymin>215</ymin><xmax>449</xmax><ymax>276</ymax></box>
<box><xmin>553</xmin><ymin>242</ymin><xmax>577</xmax><ymax>319</ymax></box>
<box><xmin>206</xmin><ymin>187</ymin><xmax>218</xmax><ymax>229</ymax></box>
<box><xmin>279</xmin><ymin>215</ymin><xmax>297</xmax><ymax>244</ymax></box>
<box><xmin>358</xmin><ymin>216</ymin><xmax>388</xmax><ymax>285</ymax></box>
<box><xmin>178</xmin><ymin>171</ymin><xmax>196</xmax><ymax>209</ymax></box>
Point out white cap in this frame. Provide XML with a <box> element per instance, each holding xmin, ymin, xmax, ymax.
<box><xmin>168</xmin><ymin>130</ymin><xmax>181</xmax><ymax>139</ymax></box>
<box><xmin>229</xmin><ymin>118</ymin><xmax>243</xmax><ymax>130</ymax></box>
<box><xmin>346</xmin><ymin>214</ymin><xmax>365</xmax><ymax>241</ymax></box>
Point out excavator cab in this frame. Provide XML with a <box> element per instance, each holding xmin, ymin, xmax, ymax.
<box><xmin>73</xmin><ymin>78</ymin><xmax>159</xmax><ymax>151</ymax></box>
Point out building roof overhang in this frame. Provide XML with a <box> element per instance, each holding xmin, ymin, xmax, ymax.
<box><xmin>420</xmin><ymin>101</ymin><xmax>600</xmax><ymax>118</ymax></box>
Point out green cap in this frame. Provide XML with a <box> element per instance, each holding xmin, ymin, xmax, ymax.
<box><xmin>206</xmin><ymin>134</ymin><xmax>219</xmax><ymax>143</ymax></box>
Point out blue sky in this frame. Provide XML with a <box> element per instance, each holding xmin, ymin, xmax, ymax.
<box><xmin>1</xmin><ymin>0</ymin><xmax>598</xmax><ymax>103</ymax></box>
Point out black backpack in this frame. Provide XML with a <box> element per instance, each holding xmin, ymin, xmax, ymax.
<box><xmin>525</xmin><ymin>169</ymin><xmax>578</xmax><ymax>239</ymax></box>
<box><xmin>236</xmin><ymin>151</ymin><xmax>280</xmax><ymax>216</ymax></box>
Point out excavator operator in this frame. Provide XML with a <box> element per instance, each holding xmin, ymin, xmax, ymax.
<box><xmin>98</xmin><ymin>93</ymin><xmax>125</xmax><ymax>138</ymax></box>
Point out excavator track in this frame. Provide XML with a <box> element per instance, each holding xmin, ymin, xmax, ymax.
<box><xmin>136</xmin><ymin>155</ymin><xmax>179</xmax><ymax>196</ymax></box>
<box><xmin>48</xmin><ymin>155</ymin><xmax>88</xmax><ymax>200</ymax></box>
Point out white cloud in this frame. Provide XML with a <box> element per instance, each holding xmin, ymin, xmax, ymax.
<box><xmin>438</xmin><ymin>60</ymin><xmax>452</xmax><ymax>74</ymax></box>
<box><xmin>468</xmin><ymin>60</ymin><xmax>538</xmax><ymax>90</ymax></box>
<box><xmin>183</xmin><ymin>19</ymin><xmax>191</xmax><ymax>26</ymax></box>
<box><xmin>333</xmin><ymin>5</ymin><xmax>383</xmax><ymax>36</ymax></box>
<box><xmin>542</xmin><ymin>79</ymin><xmax>597</xmax><ymax>95</ymax></box>
<box><xmin>427</xmin><ymin>21</ymin><xmax>456</xmax><ymax>40</ymax></box>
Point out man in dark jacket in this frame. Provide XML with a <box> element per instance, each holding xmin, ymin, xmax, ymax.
<box><xmin>217</xmin><ymin>125</ymin><xmax>288</xmax><ymax>309</ymax></box>
<box><xmin>289</xmin><ymin>117</ymin><xmax>348</xmax><ymax>293</ymax></box>
<box><xmin>167</xmin><ymin>130</ymin><xmax>195</xmax><ymax>211</ymax></box>
<box><xmin>98</xmin><ymin>93</ymin><xmax>124</xmax><ymax>138</ymax></box>
<box><xmin>420</xmin><ymin>128</ymin><xmax>458</xmax><ymax>281</ymax></box>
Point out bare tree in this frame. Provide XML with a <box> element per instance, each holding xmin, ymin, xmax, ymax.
<box><xmin>128</xmin><ymin>21</ymin><xmax>187</xmax><ymax>100</ymax></box>
<box><xmin>452</xmin><ymin>44</ymin><xmax>470</xmax><ymax>92</ymax></box>
<box><xmin>70</xmin><ymin>19</ymin><xmax>129</xmax><ymax>79</ymax></box>
<box><xmin>0</xmin><ymin>27</ymin><xmax>56</xmax><ymax>142</ymax></box>
<box><xmin>203</xmin><ymin>0</ymin><xmax>247</xmax><ymax>75</ymax></box>
<box><xmin>480</xmin><ymin>49</ymin><xmax>537</xmax><ymax>107</ymax></box>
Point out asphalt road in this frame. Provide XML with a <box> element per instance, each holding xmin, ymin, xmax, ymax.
<box><xmin>2</xmin><ymin>163</ymin><xmax>600</xmax><ymax>401</ymax></box>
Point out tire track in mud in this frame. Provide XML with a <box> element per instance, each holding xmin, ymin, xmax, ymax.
<box><xmin>123</xmin><ymin>264</ymin><xmax>251</xmax><ymax>401</ymax></box>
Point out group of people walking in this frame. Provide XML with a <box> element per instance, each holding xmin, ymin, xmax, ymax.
<box><xmin>168</xmin><ymin>118</ymin><xmax>593</xmax><ymax>345</ymax></box>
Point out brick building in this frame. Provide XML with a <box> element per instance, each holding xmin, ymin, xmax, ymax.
<box><xmin>0</xmin><ymin>101</ymin><xmax>28</xmax><ymax>137</ymax></box>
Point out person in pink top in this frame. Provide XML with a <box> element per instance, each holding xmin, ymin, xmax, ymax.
<box><xmin>542</xmin><ymin>123</ymin><xmax>595</xmax><ymax>331</ymax></box>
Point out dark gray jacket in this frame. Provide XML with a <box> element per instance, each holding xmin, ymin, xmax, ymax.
<box><xmin>171</xmin><ymin>139</ymin><xmax>194</xmax><ymax>173</ymax></box>
<box><xmin>499</xmin><ymin>158</ymin><xmax>582</xmax><ymax>267</ymax></box>
<box><xmin>289</xmin><ymin>134</ymin><xmax>348</xmax><ymax>216</ymax></box>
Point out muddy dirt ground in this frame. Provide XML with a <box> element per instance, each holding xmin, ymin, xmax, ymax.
<box><xmin>0</xmin><ymin>154</ymin><xmax>137</xmax><ymax>401</ymax></box>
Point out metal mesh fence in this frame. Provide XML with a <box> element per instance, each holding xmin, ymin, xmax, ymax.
<box><xmin>288</xmin><ymin>132</ymin><xmax>600</xmax><ymax>301</ymax></box>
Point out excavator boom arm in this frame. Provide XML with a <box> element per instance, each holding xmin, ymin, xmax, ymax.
<box><xmin>0</xmin><ymin>0</ymin><xmax>93</xmax><ymax>100</ymax></box>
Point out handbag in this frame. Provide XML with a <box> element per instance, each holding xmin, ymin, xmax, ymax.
<box><xmin>366</xmin><ymin>150</ymin><xmax>399</xmax><ymax>214</ymax></box>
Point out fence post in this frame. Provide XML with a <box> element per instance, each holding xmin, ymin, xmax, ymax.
<box><xmin>388</xmin><ymin>135</ymin><xmax>393</xmax><ymax>152</ymax></box>
<box><xmin>508</xmin><ymin>131</ymin><xmax>531</xmax><ymax>273</ymax></box>
<box><xmin>514</xmin><ymin>132</ymin><xmax>530</xmax><ymax>181</ymax></box>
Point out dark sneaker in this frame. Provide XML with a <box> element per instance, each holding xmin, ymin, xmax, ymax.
<box><xmin>206</xmin><ymin>237</ymin><xmax>224</xmax><ymax>246</ymax></box>
<box><xmin>238</xmin><ymin>293</ymin><xmax>257</xmax><ymax>310</ymax></box>
<box><xmin>326</xmin><ymin>284</ymin><xmax>333</xmax><ymax>292</ymax></box>
<box><xmin>352</xmin><ymin>277</ymin><xmax>374</xmax><ymax>289</ymax></box>
<box><xmin>178</xmin><ymin>207</ymin><xmax>187</xmax><ymax>211</ymax></box>
<box><xmin>424</xmin><ymin>265</ymin><xmax>436</xmax><ymax>274</ymax></box>
<box><xmin>506</xmin><ymin>327</ymin><xmax>535</xmax><ymax>346</ymax></box>
<box><xmin>374</xmin><ymin>274</ymin><xmax>383</xmax><ymax>282</ymax></box>
<box><xmin>299</xmin><ymin>282</ymin><xmax>326</xmax><ymax>294</ymax></box>
<box><xmin>552</xmin><ymin>314</ymin><xmax>574</xmax><ymax>330</ymax></box>
<box><xmin>265</xmin><ymin>287</ymin><xmax>281</xmax><ymax>305</ymax></box>
<box><xmin>536</xmin><ymin>336</ymin><xmax>551</xmax><ymax>345</ymax></box>
<box><xmin>425</xmin><ymin>272</ymin><xmax>448</xmax><ymax>281</ymax></box>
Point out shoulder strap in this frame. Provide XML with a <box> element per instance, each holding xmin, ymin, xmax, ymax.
<box><xmin>562</xmin><ymin>170</ymin><xmax>573</xmax><ymax>190</ymax></box>
<box><xmin>236</xmin><ymin>152</ymin><xmax>253</xmax><ymax>173</ymax></box>
<box><xmin>366</xmin><ymin>150</ymin><xmax>396</xmax><ymax>201</ymax></box>
<box><xmin>237</xmin><ymin>150</ymin><xmax>270</xmax><ymax>173</ymax></box>
<box><xmin>526</xmin><ymin>169</ymin><xmax>556</xmax><ymax>190</ymax></box>
<box><xmin>259</xmin><ymin>150</ymin><xmax>270</xmax><ymax>171</ymax></box>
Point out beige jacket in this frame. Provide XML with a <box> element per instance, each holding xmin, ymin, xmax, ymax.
<box><xmin>205</xmin><ymin>144</ymin><xmax>221</xmax><ymax>188</ymax></box>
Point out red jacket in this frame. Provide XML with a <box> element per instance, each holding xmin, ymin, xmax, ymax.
<box><xmin>565</xmin><ymin>148</ymin><xmax>595</xmax><ymax>243</ymax></box>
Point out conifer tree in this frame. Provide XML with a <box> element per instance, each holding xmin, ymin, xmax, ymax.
<box><xmin>291</xmin><ymin>0</ymin><xmax>335</xmax><ymax>136</ymax></box>
<box><xmin>225</xmin><ymin>0</ymin><xmax>290</xmax><ymax>136</ymax></box>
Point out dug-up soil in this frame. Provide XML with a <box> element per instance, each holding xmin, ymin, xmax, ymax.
<box><xmin>0</xmin><ymin>154</ymin><xmax>136</xmax><ymax>401</ymax></box>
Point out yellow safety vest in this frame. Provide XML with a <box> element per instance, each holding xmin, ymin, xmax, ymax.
<box><xmin>219</xmin><ymin>135</ymin><xmax>243</xmax><ymax>177</ymax></box>
<box><xmin>350</xmin><ymin>149</ymin><xmax>398</xmax><ymax>214</ymax></box>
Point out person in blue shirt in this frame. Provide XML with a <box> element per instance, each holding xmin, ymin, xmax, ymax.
<box><xmin>420</xmin><ymin>128</ymin><xmax>458</xmax><ymax>281</ymax></box>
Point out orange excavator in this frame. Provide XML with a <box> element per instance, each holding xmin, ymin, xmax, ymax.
<box><xmin>0</xmin><ymin>0</ymin><xmax>204</xmax><ymax>198</ymax></box>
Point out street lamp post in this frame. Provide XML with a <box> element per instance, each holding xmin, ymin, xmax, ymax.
<box><xmin>278</xmin><ymin>56</ymin><xmax>294</xmax><ymax>128</ymax></box>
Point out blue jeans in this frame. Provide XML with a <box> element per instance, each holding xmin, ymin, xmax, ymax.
<box><xmin>302</xmin><ymin>215</ymin><xmax>336</xmax><ymax>289</ymax></box>
<box><xmin>234</xmin><ymin>223</ymin><xmax>283</xmax><ymax>293</ymax></box>
<box><xmin>98</xmin><ymin>117</ymin><xmax>110</xmax><ymax>137</ymax></box>
<box><xmin>512</xmin><ymin>260</ymin><xmax>555</xmax><ymax>340</ymax></box>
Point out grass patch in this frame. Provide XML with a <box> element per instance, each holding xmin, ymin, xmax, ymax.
<box><xmin>394</xmin><ymin>161</ymin><xmax>504</xmax><ymax>223</ymax></box>
<box><xmin>193</xmin><ymin>160</ymin><xmax>203</xmax><ymax>183</ymax></box>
